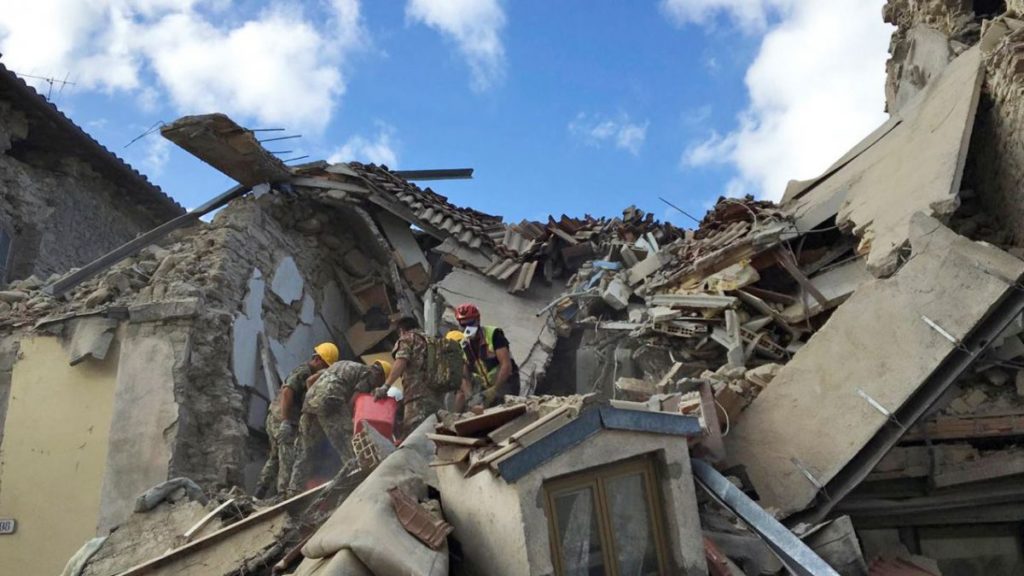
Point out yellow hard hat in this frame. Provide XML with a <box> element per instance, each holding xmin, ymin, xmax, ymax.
<box><xmin>445</xmin><ymin>330</ymin><xmax>465</xmax><ymax>342</ymax></box>
<box><xmin>314</xmin><ymin>342</ymin><xmax>339</xmax><ymax>365</ymax></box>
<box><xmin>374</xmin><ymin>360</ymin><xmax>392</xmax><ymax>381</ymax></box>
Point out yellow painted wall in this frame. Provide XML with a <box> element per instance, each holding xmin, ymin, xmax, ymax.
<box><xmin>0</xmin><ymin>336</ymin><xmax>119</xmax><ymax>575</ymax></box>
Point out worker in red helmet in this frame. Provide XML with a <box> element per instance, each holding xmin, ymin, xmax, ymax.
<box><xmin>453</xmin><ymin>303</ymin><xmax>519</xmax><ymax>411</ymax></box>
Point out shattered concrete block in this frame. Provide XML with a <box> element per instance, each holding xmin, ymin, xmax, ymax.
<box><xmin>601</xmin><ymin>277</ymin><xmax>632</xmax><ymax>310</ymax></box>
<box><xmin>0</xmin><ymin>290</ymin><xmax>29</xmax><ymax>304</ymax></box>
<box><xmin>627</xmin><ymin>251</ymin><xmax>669</xmax><ymax>286</ymax></box>
<box><xmin>151</xmin><ymin>254</ymin><xmax>182</xmax><ymax>283</ymax></box>
<box><xmin>1016</xmin><ymin>370</ymin><xmax>1024</xmax><ymax>398</ymax></box>
<box><xmin>745</xmin><ymin>363</ymin><xmax>781</xmax><ymax>388</ymax></box>
<box><xmin>983</xmin><ymin>367</ymin><xmax>1011</xmax><ymax>386</ymax></box>
<box><xmin>615</xmin><ymin>376</ymin><xmax>656</xmax><ymax>400</ymax></box>
<box><xmin>963</xmin><ymin>388</ymin><xmax>989</xmax><ymax>411</ymax></box>
<box><xmin>84</xmin><ymin>286</ymin><xmax>112</xmax><ymax>308</ymax></box>
<box><xmin>627</xmin><ymin>303</ymin><xmax>646</xmax><ymax>323</ymax></box>
<box><xmin>649</xmin><ymin>306</ymin><xmax>681</xmax><ymax>323</ymax></box>
<box><xmin>128</xmin><ymin>299</ymin><xmax>201</xmax><ymax>323</ymax></box>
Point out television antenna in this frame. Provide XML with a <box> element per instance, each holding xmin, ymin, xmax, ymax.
<box><xmin>16</xmin><ymin>72</ymin><xmax>76</xmax><ymax>100</ymax></box>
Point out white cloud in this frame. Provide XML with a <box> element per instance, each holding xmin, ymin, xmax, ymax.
<box><xmin>406</xmin><ymin>0</ymin><xmax>506</xmax><ymax>90</ymax></box>
<box><xmin>569</xmin><ymin>113</ymin><xmax>649</xmax><ymax>155</ymax></box>
<box><xmin>0</xmin><ymin>1</ymin><xmax>366</xmax><ymax>133</ymax></box>
<box><xmin>677</xmin><ymin>0</ymin><xmax>893</xmax><ymax>201</ymax></box>
<box><xmin>329</xmin><ymin>124</ymin><xmax>398</xmax><ymax>167</ymax></box>
<box><xmin>141</xmin><ymin>134</ymin><xmax>171</xmax><ymax>175</ymax></box>
<box><xmin>661</xmin><ymin>0</ymin><xmax>789</xmax><ymax>32</ymax></box>
<box><xmin>682</xmin><ymin>130</ymin><xmax>735</xmax><ymax>166</ymax></box>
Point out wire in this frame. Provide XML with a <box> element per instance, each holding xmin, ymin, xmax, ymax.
<box><xmin>658</xmin><ymin>196</ymin><xmax>702</xmax><ymax>225</ymax></box>
<box><xmin>714</xmin><ymin>397</ymin><xmax>731</xmax><ymax>437</ymax></box>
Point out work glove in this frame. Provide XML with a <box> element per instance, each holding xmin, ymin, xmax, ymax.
<box><xmin>279</xmin><ymin>420</ymin><xmax>297</xmax><ymax>443</ymax></box>
<box><xmin>387</xmin><ymin>385</ymin><xmax>404</xmax><ymax>402</ymax></box>
<box><xmin>373</xmin><ymin>385</ymin><xmax>389</xmax><ymax>400</ymax></box>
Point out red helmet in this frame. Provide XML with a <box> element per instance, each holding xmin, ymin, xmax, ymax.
<box><xmin>454</xmin><ymin>303</ymin><xmax>481</xmax><ymax>324</ymax></box>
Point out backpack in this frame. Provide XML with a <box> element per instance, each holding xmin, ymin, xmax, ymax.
<box><xmin>424</xmin><ymin>335</ymin><xmax>465</xmax><ymax>393</ymax></box>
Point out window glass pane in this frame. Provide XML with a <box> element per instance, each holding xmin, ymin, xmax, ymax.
<box><xmin>606</xmin><ymin>472</ymin><xmax>659</xmax><ymax>576</ymax></box>
<box><xmin>554</xmin><ymin>487</ymin><xmax>606</xmax><ymax>576</ymax></box>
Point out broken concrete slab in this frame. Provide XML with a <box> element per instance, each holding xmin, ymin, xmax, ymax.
<box><xmin>160</xmin><ymin>114</ymin><xmax>292</xmax><ymax>187</ymax></box>
<box><xmin>784</xmin><ymin>46</ymin><xmax>985</xmax><ymax>276</ymax></box>
<box><xmin>890</xmin><ymin>24</ymin><xmax>956</xmax><ymax>113</ymax></box>
<box><xmin>725</xmin><ymin>215</ymin><xmax>1024</xmax><ymax>518</ymax></box>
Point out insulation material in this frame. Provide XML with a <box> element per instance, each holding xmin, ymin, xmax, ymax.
<box><xmin>300</xmin><ymin>419</ymin><xmax>447</xmax><ymax>576</ymax></box>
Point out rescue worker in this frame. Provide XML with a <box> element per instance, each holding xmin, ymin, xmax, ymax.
<box><xmin>287</xmin><ymin>358</ymin><xmax>391</xmax><ymax>495</ymax></box>
<box><xmin>453</xmin><ymin>303</ymin><xmax>519</xmax><ymax>411</ymax></box>
<box><xmin>255</xmin><ymin>342</ymin><xmax>338</xmax><ymax>499</ymax></box>
<box><xmin>374</xmin><ymin>316</ymin><xmax>436</xmax><ymax>437</ymax></box>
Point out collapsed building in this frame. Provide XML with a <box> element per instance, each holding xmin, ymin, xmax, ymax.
<box><xmin>3</xmin><ymin>1</ymin><xmax>1024</xmax><ymax>574</ymax></box>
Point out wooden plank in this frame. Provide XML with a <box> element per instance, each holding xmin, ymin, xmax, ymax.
<box><xmin>116</xmin><ymin>483</ymin><xmax>328</xmax><ymax>576</ymax></box>
<box><xmin>548</xmin><ymin>226</ymin><xmax>579</xmax><ymax>245</ymax></box>
<box><xmin>487</xmin><ymin>411</ymin><xmax>540</xmax><ymax>444</ymax></box>
<box><xmin>513</xmin><ymin>409</ymin><xmax>574</xmax><ymax>448</ymax></box>
<box><xmin>425</xmin><ymin>433</ymin><xmax>489</xmax><ymax>447</ymax></box>
<box><xmin>933</xmin><ymin>451</ymin><xmax>1024</xmax><ymax>487</ymax></box>
<box><xmin>774</xmin><ymin>248</ymin><xmax>829</xmax><ymax>308</ymax></box>
<box><xmin>345</xmin><ymin>321</ymin><xmax>393</xmax><ymax>356</ymax></box>
<box><xmin>291</xmin><ymin>176</ymin><xmax>369</xmax><ymax>194</ymax></box>
<box><xmin>452</xmin><ymin>404</ymin><xmax>528</xmax><ymax>437</ymax></box>
<box><xmin>903</xmin><ymin>412</ymin><xmax>1024</xmax><ymax>441</ymax></box>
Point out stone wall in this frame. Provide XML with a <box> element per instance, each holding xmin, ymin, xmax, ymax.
<box><xmin>969</xmin><ymin>24</ymin><xmax>1024</xmax><ymax>244</ymax></box>
<box><xmin>0</xmin><ymin>99</ymin><xmax>174</xmax><ymax>284</ymax></box>
<box><xmin>134</xmin><ymin>194</ymin><xmax>404</xmax><ymax>489</ymax></box>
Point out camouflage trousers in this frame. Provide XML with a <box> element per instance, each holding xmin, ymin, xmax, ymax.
<box><xmin>401</xmin><ymin>398</ymin><xmax>443</xmax><ymax>440</ymax></box>
<box><xmin>255</xmin><ymin>411</ymin><xmax>296</xmax><ymax>498</ymax></box>
<box><xmin>287</xmin><ymin>407</ymin><xmax>354</xmax><ymax>495</ymax></box>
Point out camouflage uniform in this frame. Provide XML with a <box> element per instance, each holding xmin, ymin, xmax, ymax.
<box><xmin>255</xmin><ymin>363</ymin><xmax>311</xmax><ymax>498</ymax></box>
<box><xmin>288</xmin><ymin>360</ymin><xmax>374</xmax><ymax>494</ymax></box>
<box><xmin>393</xmin><ymin>330</ymin><xmax>439</xmax><ymax>437</ymax></box>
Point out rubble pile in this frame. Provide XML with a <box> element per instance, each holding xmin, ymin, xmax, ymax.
<box><xmin>9</xmin><ymin>2</ymin><xmax>1024</xmax><ymax>575</ymax></box>
<box><xmin>540</xmin><ymin>195</ymin><xmax>823</xmax><ymax>413</ymax></box>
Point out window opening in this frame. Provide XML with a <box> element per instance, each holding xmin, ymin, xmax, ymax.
<box><xmin>544</xmin><ymin>455</ymin><xmax>670</xmax><ymax>576</ymax></box>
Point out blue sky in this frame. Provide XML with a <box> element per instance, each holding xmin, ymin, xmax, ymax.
<box><xmin>0</xmin><ymin>1</ymin><xmax>892</xmax><ymax>227</ymax></box>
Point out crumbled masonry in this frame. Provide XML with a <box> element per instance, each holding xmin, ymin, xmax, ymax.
<box><xmin>6</xmin><ymin>1</ymin><xmax>1024</xmax><ymax>575</ymax></box>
